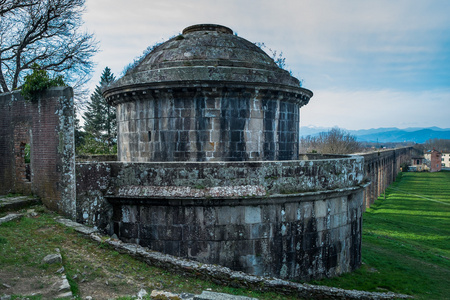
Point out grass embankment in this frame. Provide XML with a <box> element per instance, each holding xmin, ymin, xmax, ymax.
<box><xmin>1</xmin><ymin>171</ymin><xmax>449</xmax><ymax>299</ymax></box>
<box><xmin>0</xmin><ymin>207</ymin><xmax>295</xmax><ymax>300</ymax></box>
<box><xmin>311</xmin><ymin>171</ymin><xmax>450</xmax><ymax>299</ymax></box>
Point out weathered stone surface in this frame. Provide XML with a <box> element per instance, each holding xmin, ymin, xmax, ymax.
<box><xmin>58</xmin><ymin>276</ymin><xmax>71</xmax><ymax>292</ymax></box>
<box><xmin>0</xmin><ymin>196</ymin><xmax>39</xmax><ymax>213</ymax></box>
<box><xmin>360</xmin><ymin>148</ymin><xmax>414</xmax><ymax>209</ymax></box>
<box><xmin>56</xmin><ymin>274</ymin><xmax>73</xmax><ymax>298</ymax></box>
<box><xmin>150</xmin><ymin>289</ymin><xmax>181</xmax><ymax>299</ymax></box>
<box><xmin>56</xmin><ymin>217</ymin><xmax>98</xmax><ymax>235</ymax></box>
<box><xmin>0</xmin><ymin>213</ymin><xmax>22</xmax><ymax>225</ymax></box>
<box><xmin>57</xmin><ymin>291</ymin><xmax>73</xmax><ymax>298</ymax></box>
<box><xmin>75</xmin><ymin>22</ymin><xmax>413</xmax><ymax>285</ymax></box>
<box><xmin>137</xmin><ymin>288</ymin><xmax>148</xmax><ymax>299</ymax></box>
<box><xmin>105</xmin><ymin>24</ymin><xmax>304</xmax><ymax>97</ymax></box>
<box><xmin>115</xmin><ymin>185</ymin><xmax>266</xmax><ymax>198</ymax></box>
<box><xmin>195</xmin><ymin>291</ymin><xmax>257</xmax><ymax>300</ymax></box>
<box><xmin>43</xmin><ymin>253</ymin><xmax>62</xmax><ymax>264</ymax></box>
<box><xmin>111</xmin><ymin>89</ymin><xmax>308</xmax><ymax>162</ymax></box>
<box><xmin>76</xmin><ymin>155</ymin><xmax>368</xmax><ymax>280</ymax></box>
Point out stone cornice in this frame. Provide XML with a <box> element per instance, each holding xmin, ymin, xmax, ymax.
<box><xmin>105</xmin><ymin>81</ymin><xmax>313</xmax><ymax>107</ymax></box>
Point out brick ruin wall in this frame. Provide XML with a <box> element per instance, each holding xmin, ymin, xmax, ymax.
<box><xmin>0</xmin><ymin>88</ymin><xmax>76</xmax><ymax>218</ymax></box>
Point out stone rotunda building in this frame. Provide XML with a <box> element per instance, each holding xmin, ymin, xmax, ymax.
<box><xmin>100</xmin><ymin>24</ymin><xmax>365</xmax><ymax>281</ymax></box>
<box><xmin>104</xmin><ymin>24</ymin><xmax>312</xmax><ymax>162</ymax></box>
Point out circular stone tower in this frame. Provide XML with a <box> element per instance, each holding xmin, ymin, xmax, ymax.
<box><xmin>104</xmin><ymin>24</ymin><xmax>312</xmax><ymax>162</ymax></box>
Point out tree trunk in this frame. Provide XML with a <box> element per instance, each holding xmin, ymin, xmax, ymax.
<box><xmin>0</xmin><ymin>57</ymin><xmax>10</xmax><ymax>93</ymax></box>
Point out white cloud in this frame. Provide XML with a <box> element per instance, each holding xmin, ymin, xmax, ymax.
<box><xmin>301</xmin><ymin>88</ymin><xmax>450</xmax><ymax>130</ymax></box>
<box><xmin>81</xmin><ymin>0</ymin><xmax>450</xmax><ymax>129</ymax></box>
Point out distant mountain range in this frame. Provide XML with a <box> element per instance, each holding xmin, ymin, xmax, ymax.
<box><xmin>300</xmin><ymin>126</ymin><xmax>450</xmax><ymax>143</ymax></box>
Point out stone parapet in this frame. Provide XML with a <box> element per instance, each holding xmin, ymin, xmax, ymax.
<box><xmin>358</xmin><ymin>147</ymin><xmax>412</xmax><ymax>209</ymax></box>
<box><xmin>76</xmin><ymin>155</ymin><xmax>365</xmax><ymax>280</ymax></box>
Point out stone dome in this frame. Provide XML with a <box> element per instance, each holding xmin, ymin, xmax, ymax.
<box><xmin>104</xmin><ymin>24</ymin><xmax>313</xmax><ymax>162</ymax></box>
<box><xmin>104</xmin><ymin>24</ymin><xmax>309</xmax><ymax>99</ymax></box>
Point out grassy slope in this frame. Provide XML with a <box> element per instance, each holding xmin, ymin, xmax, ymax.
<box><xmin>311</xmin><ymin>171</ymin><xmax>450</xmax><ymax>299</ymax></box>
<box><xmin>1</xmin><ymin>171</ymin><xmax>449</xmax><ymax>299</ymax></box>
<box><xmin>0</xmin><ymin>208</ymin><xmax>297</xmax><ymax>300</ymax></box>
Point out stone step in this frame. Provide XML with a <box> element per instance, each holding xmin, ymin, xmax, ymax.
<box><xmin>0</xmin><ymin>195</ymin><xmax>40</xmax><ymax>213</ymax></box>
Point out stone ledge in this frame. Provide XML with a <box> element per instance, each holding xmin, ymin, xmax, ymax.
<box><xmin>55</xmin><ymin>217</ymin><xmax>412</xmax><ymax>299</ymax></box>
<box><xmin>114</xmin><ymin>185</ymin><xmax>267</xmax><ymax>198</ymax></box>
<box><xmin>0</xmin><ymin>196</ymin><xmax>40</xmax><ymax>213</ymax></box>
<box><xmin>56</xmin><ymin>218</ymin><xmax>98</xmax><ymax>235</ymax></box>
<box><xmin>0</xmin><ymin>213</ymin><xmax>23</xmax><ymax>225</ymax></box>
<box><xmin>195</xmin><ymin>291</ymin><xmax>257</xmax><ymax>300</ymax></box>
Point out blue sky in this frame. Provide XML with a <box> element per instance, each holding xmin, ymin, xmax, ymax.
<box><xmin>83</xmin><ymin>0</ymin><xmax>450</xmax><ymax>130</ymax></box>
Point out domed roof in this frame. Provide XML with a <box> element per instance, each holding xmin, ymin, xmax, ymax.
<box><xmin>104</xmin><ymin>24</ymin><xmax>311</xmax><ymax>98</ymax></box>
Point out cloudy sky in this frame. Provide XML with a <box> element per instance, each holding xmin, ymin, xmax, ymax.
<box><xmin>82</xmin><ymin>0</ymin><xmax>450</xmax><ymax>130</ymax></box>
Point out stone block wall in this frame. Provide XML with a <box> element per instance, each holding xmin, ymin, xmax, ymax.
<box><xmin>76</xmin><ymin>155</ymin><xmax>365</xmax><ymax>280</ymax></box>
<box><xmin>76</xmin><ymin>156</ymin><xmax>365</xmax><ymax>228</ymax></box>
<box><xmin>0</xmin><ymin>88</ymin><xmax>76</xmax><ymax>218</ymax></box>
<box><xmin>115</xmin><ymin>86</ymin><xmax>308</xmax><ymax>162</ymax></box>
<box><xmin>360</xmin><ymin>147</ymin><xmax>412</xmax><ymax>209</ymax></box>
<box><xmin>76</xmin><ymin>155</ymin><xmax>365</xmax><ymax>223</ymax></box>
<box><xmin>109</xmin><ymin>189</ymin><xmax>363</xmax><ymax>281</ymax></box>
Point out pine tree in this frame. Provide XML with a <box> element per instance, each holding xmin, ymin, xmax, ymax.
<box><xmin>74</xmin><ymin>106</ymin><xmax>86</xmax><ymax>149</ymax></box>
<box><xmin>83</xmin><ymin>67</ymin><xmax>116</xmax><ymax>148</ymax></box>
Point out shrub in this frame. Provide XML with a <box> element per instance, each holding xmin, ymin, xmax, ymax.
<box><xmin>20</xmin><ymin>64</ymin><xmax>66</xmax><ymax>101</ymax></box>
<box><xmin>76</xmin><ymin>134</ymin><xmax>117</xmax><ymax>155</ymax></box>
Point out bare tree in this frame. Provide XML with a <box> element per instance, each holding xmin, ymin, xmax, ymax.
<box><xmin>0</xmin><ymin>0</ymin><xmax>97</xmax><ymax>95</ymax></box>
<box><xmin>0</xmin><ymin>0</ymin><xmax>36</xmax><ymax>16</ymax></box>
<box><xmin>300</xmin><ymin>127</ymin><xmax>362</xmax><ymax>154</ymax></box>
<box><xmin>422</xmin><ymin>139</ymin><xmax>450</xmax><ymax>152</ymax></box>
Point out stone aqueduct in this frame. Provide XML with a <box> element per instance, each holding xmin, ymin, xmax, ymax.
<box><xmin>362</xmin><ymin>149</ymin><xmax>412</xmax><ymax>210</ymax></box>
<box><xmin>0</xmin><ymin>24</ymin><xmax>413</xmax><ymax>281</ymax></box>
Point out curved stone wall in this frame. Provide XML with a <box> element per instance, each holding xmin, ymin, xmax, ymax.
<box><xmin>115</xmin><ymin>86</ymin><xmax>309</xmax><ymax>162</ymax></box>
<box><xmin>109</xmin><ymin>188</ymin><xmax>363</xmax><ymax>281</ymax></box>
<box><xmin>76</xmin><ymin>155</ymin><xmax>365</xmax><ymax>281</ymax></box>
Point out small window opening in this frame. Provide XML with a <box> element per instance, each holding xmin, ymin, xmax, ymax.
<box><xmin>21</xmin><ymin>143</ymin><xmax>31</xmax><ymax>181</ymax></box>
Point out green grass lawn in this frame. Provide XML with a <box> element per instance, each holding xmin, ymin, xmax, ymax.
<box><xmin>311</xmin><ymin>171</ymin><xmax>450</xmax><ymax>299</ymax></box>
<box><xmin>0</xmin><ymin>208</ymin><xmax>297</xmax><ymax>300</ymax></box>
<box><xmin>2</xmin><ymin>171</ymin><xmax>449</xmax><ymax>299</ymax></box>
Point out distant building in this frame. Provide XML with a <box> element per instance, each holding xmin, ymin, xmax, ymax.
<box><xmin>424</xmin><ymin>149</ymin><xmax>442</xmax><ymax>172</ymax></box>
<box><xmin>410</xmin><ymin>156</ymin><xmax>426</xmax><ymax>171</ymax></box>
<box><xmin>442</xmin><ymin>152</ymin><xmax>450</xmax><ymax>168</ymax></box>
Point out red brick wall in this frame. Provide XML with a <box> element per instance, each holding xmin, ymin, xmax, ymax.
<box><xmin>0</xmin><ymin>88</ymin><xmax>76</xmax><ymax>218</ymax></box>
<box><xmin>430</xmin><ymin>150</ymin><xmax>442</xmax><ymax>172</ymax></box>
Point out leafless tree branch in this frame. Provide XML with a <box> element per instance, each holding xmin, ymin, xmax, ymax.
<box><xmin>0</xmin><ymin>0</ymin><xmax>97</xmax><ymax>96</ymax></box>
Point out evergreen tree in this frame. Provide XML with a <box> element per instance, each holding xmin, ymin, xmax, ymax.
<box><xmin>83</xmin><ymin>67</ymin><xmax>116</xmax><ymax>148</ymax></box>
<box><xmin>74</xmin><ymin>106</ymin><xmax>86</xmax><ymax>149</ymax></box>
